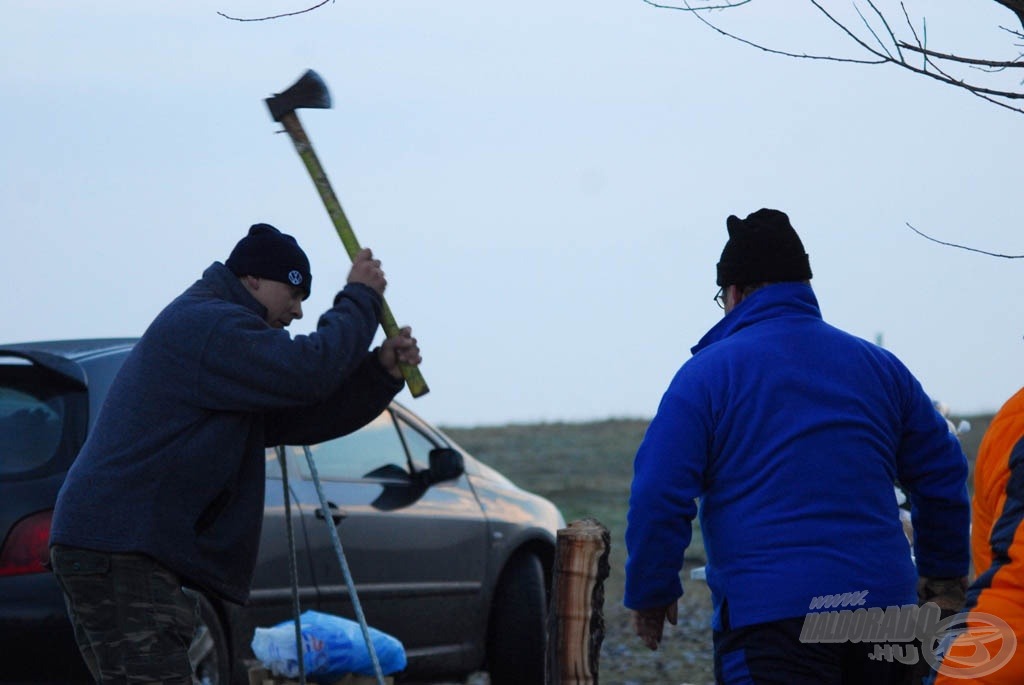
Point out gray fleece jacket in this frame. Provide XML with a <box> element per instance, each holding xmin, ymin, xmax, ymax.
<box><xmin>51</xmin><ymin>262</ymin><xmax>403</xmax><ymax>602</ymax></box>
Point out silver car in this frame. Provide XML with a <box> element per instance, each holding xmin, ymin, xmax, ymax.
<box><xmin>0</xmin><ymin>339</ymin><xmax>564</xmax><ymax>684</ymax></box>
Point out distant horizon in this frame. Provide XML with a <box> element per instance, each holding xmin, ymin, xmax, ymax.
<box><xmin>2</xmin><ymin>331</ymin><xmax>1009</xmax><ymax>427</ymax></box>
<box><xmin>434</xmin><ymin>408</ymin><xmax>998</xmax><ymax>430</ymax></box>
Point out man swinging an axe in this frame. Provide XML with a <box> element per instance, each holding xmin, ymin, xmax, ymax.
<box><xmin>48</xmin><ymin>70</ymin><xmax>425</xmax><ymax>684</ymax></box>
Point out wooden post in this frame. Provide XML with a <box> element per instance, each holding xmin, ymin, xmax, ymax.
<box><xmin>545</xmin><ymin>517</ymin><xmax>610</xmax><ymax>685</ymax></box>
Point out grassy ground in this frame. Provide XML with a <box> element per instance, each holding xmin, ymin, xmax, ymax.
<box><xmin>443</xmin><ymin>418</ymin><xmax>713</xmax><ymax>684</ymax></box>
<box><xmin>441</xmin><ymin>411</ymin><xmax>989</xmax><ymax>684</ymax></box>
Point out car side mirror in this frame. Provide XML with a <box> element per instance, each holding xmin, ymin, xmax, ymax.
<box><xmin>425</xmin><ymin>447</ymin><xmax>464</xmax><ymax>485</ymax></box>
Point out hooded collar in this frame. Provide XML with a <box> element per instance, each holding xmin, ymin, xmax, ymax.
<box><xmin>199</xmin><ymin>262</ymin><xmax>268</xmax><ymax>321</ymax></box>
<box><xmin>691</xmin><ymin>282</ymin><xmax>821</xmax><ymax>355</ymax></box>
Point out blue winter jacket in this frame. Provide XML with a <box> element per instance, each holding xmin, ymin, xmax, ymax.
<box><xmin>51</xmin><ymin>262</ymin><xmax>403</xmax><ymax>603</ymax></box>
<box><xmin>624</xmin><ymin>282</ymin><xmax>969</xmax><ymax>631</ymax></box>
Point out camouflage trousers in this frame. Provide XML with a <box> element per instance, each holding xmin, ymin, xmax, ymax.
<box><xmin>50</xmin><ymin>545</ymin><xmax>199</xmax><ymax>685</ymax></box>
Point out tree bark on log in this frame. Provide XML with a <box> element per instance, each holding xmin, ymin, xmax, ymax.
<box><xmin>544</xmin><ymin>518</ymin><xmax>611</xmax><ymax>685</ymax></box>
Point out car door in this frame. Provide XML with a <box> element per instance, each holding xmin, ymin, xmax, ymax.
<box><xmin>283</xmin><ymin>408</ymin><xmax>489</xmax><ymax>666</ymax></box>
<box><xmin>235</xmin><ymin>447</ymin><xmax>321</xmax><ymax>643</ymax></box>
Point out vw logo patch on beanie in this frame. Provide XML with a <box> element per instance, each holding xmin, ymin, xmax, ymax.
<box><xmin>226</xmin><ymin>223</ymin><xmax>312</xmax><ymax>299</ymax></box>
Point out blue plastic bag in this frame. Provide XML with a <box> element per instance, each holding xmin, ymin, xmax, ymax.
<box><xmin>251</xmin><ymin>610</ymin><xmax>406</xmax><ymax>683</ymax></box>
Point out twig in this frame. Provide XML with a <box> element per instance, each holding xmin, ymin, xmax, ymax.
<box><xmin>868</xmin><ymin>0</ymin><xmax>903</xmax><ymax>61</ymax></box>
<box><xmin>218</xmin><ymin>0</ymin><xmax>331</xmax><ymax>22</ymax></box>
<box><xmin>641</xmin><ymin>0</ymin><xmax>752</xmax><ymax>9</ymax></box>
<box><xmin>922</xmin><ymin>17</ymin><xmax>928</xmax><ymax>71</ymax></box>
<box><xmin>680</xmin><ymin>0</ymin><xmax>884</xmax><ymax>64</ymax></box>
<box><xmin>905</xmin><ymin>223</ymin><xmax>1024</xmax><ymax>258</ymax></box>
<box><xmin>901</xmin><ymin>2</ymin><xmax>923</xmax><ymax>49</ymax></box>
<box><xmin>854</xmin><ymin>3</ymin><xmax>896</xmax><ymax>61</ymax></box>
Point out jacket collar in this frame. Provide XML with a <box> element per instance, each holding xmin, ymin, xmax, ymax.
<box><xmin>199</xmin><ymin>262</ymin><xmax>268</xmax><ymax>321</ymax></box>
<box><xmin>691</xmin><ymin>282</ymin><xmax>821</xmax><ymax>355</ymax></box>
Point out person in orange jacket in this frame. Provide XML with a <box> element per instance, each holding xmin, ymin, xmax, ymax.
<box><xmin>930</xmin><ymin>386</ymin><xmax>1024</xmax><ymax>683</ymax></box>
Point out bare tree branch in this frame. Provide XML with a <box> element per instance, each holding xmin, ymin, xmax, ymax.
<box><xmin>853</xmin><ymin>5</ymin><xmax>894</xmax><ymax>60</ymax></box>
<box><xmin>641</xmin><ymin>0</ymin><xmax>752</xmax><ymax>9</ymax></box>
<box><xmin>997</xmin><ymin>24</ymin><xmax>1024</xmax><ymax>39</ymax></box>
<box><xmin>862</xmin><ymin>0</ymin><xmax>901</xmax><ymax>61</ymax></box>
<box><xmin>677</xmin><ymin>1</ymin><xmax>886</xmax><ymax>65</ymax></box>
<box><xmin>644</xmin><ymin>0</ymin><xmax>1024</xmax><ymax>114</ymax></box>
<box><xmin>897</xmin><ymin>42</ymin><xmax>1024</xmax><ymax>68</ymax></box>
<box><xmin>900</xmin><ymin>2</ymin><xmax>923</xmax><ymax>55</ymax></box>
<box><xmin>905</xmin><ymin>224</ymin><xmax>1024</xmax><ymax>259</ymax></box>
<box><xmin>218</xmin><ymin>0</ymin><xmax>331</xmax><ymax>22</ymax></box>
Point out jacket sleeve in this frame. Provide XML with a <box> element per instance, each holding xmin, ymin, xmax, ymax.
<box><xmin>263</xmin><ymin>352</ymin><xmax>404</xmax><ymax>447</ymax></box>
<box><xmin>894</xmin><ymin>372</ymin><xmax>971</xmax><ymax>578</ymax></box>
<box><xmin>624</xmin><ymin>369</ymin><xmax>709</xmax><ymax>611</ymax></box>
<box><xmin>193</xmin><ymin>284</ymin><xmax>382</xmax><ymax>412</ymax></box>
<box><xmin>971</xmin><ymin>394</ymin><xmax>1024</xmax><ymax>578</ymax></box>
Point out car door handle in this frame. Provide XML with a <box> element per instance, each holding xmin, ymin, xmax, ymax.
<box><xmin>315</xmin><ymin>502</ymin><xmax>347</xmax><ymax>525</ymax></box>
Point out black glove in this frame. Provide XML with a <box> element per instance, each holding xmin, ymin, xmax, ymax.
<box><xmin>918</xmin><ymin>576</ymin><xmax>968</xmax><ymax>617</ymax></box>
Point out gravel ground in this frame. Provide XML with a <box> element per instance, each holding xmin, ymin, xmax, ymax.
<box><xmin>595</xmin><ymin>598</ymin><xmax>714</xmax><ymax>685</ymax></box>
<box><xmin>453</xmin><ymin>571</ymin><xmax>715</xmax><ymax>685</ymax></box>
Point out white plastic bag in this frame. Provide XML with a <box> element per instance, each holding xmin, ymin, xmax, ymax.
<box><xmin>251</xmin><ymin>610</ymin><xmax>406</xmax><ymax>683</ymax></box>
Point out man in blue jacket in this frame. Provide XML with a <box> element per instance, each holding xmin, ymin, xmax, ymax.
<box><xmin>49</xmin><ymin>223</ymin><xmax>420</xmax><ymax>684</ymax></box>
<box><xmin>624</xmin><ymin>209</ymin><xmax>969</xmax><ymax>683</ymax></box>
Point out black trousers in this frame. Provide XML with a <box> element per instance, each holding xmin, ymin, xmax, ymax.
<box><xmin>713</xmin><ymin>615</ymin><xmax>914</xmax><ymax>685</ymax></box>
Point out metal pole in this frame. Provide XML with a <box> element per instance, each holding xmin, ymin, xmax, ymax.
<box><xmin>302</xmin><ymin>445</ymin><xmax>387</xmax><ymax>685</ymax></box>
<box><xmin>278</xmin><ymin>446</ymin><xmax>307</xmax><ymax>685</ymax></box>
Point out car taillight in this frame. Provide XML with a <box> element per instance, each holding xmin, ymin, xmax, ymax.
<box><xmin>0</xmin><ymin>510</ymin><xmax>53</xmax><ymax>577</ymax></box>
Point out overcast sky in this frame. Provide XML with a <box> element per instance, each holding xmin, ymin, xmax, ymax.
<box><xmin>3</xmin><ymin>1</ymin><xmax>1020</xmax><ymax>426</ymax></box>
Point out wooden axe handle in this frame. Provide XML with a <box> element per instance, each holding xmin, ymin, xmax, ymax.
<box><xmin>278</xmin><ymin>111</ymin><xmax>429</xmax><ymax>398</ymax></box>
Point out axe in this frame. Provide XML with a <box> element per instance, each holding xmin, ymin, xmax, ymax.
<box><xmin>266</xmin><ymin>69</ymin><xmax>429</xmax><ymax>398</ymax></box>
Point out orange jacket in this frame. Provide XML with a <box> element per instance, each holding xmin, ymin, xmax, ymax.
<box><xmin>934</xmin><ymin>387</ymin><xmax>1024</xmax><ymax>683</ymax></box>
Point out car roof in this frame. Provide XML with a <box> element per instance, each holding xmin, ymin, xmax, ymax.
<box><xmin>0</xmin><ymin>338</ymin><xmax>138</xmax><ymax>361</ymax></box>
<box><xmin>0</xmin><ymin>339</ymin><xmax>138</xmax><ymax>388</ymax></box>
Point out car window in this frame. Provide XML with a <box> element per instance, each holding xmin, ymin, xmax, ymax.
<box><xmin>299</xmin><ymin>411</ymin><xmax>411</xmax><ymax>481</ymax></box>
<box><xmin>0</xmin><ymin>364</ymin><xmax>86</xmax><ymax>480</ymax></box>
<box><xmin>0</xmin><ymin>387</ymin><xmax>62</xmax><ymax>476</ymax></box>
<box><xmin>396</xmin><ymin>417</ymin><xmax>438</xmax><ymax>472</ymax></box>
<box><xmin>265</xmin><ymin>446</ymin><xmax>284</xmax><ymax>480</ymax></box>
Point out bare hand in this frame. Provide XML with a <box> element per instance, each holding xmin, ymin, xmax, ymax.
<box><xmin>633</xmin><ymin>602</ymin><xmax>678</xmax><ymax>651</ymax></box>
<box><xmin>377</xmin><ymin>327</ymin><xmax>421</xmax><ymax>380</ymax></box>
<box><xmin>348</xmin><ymin>248</ymin><xmax>386</xmax><ymax>296</ymax></box>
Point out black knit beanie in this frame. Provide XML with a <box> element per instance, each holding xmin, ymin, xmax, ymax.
<box><xmin>225</xmin><ymin>223</ymin><xmax>312</xmax><ymax>299</ymax></box>
<box><xmin>716</xmin><ymin>209</ymin><xmax>812</xmax><ymax>287</ymax></box>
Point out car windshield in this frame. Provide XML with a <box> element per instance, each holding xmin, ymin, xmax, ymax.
<box><xmin>0</xmin><ymin>362</ymin><xmax>85</xmax><ymax>480</ymax></box>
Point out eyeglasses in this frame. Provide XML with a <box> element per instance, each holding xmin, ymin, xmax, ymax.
<box><xmin>714</xmin><ymin>287</ymin><xmax>726</xmax><ymax>310</ymax></box>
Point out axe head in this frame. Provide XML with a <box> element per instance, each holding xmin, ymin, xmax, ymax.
<box><xmin>265</xmin><ymin>69</ymin><xmax>332</xmax><ymax>122</ymax></box>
